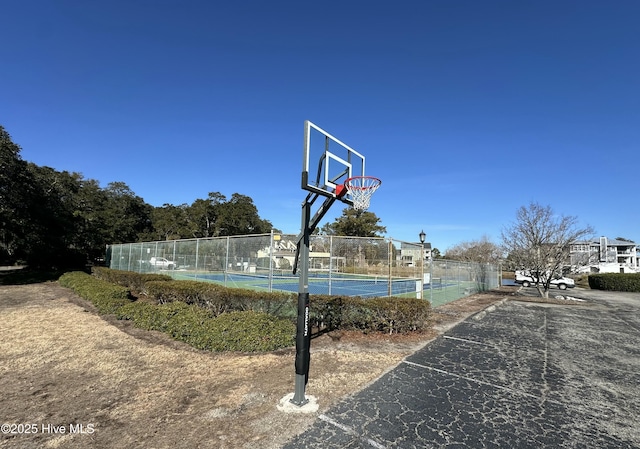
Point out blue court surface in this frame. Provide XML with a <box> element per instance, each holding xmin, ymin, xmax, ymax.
<box><xmin>258</xmin><ymin>277</ymin><xmax>419</xmax><ymax>297</ymax></box>
<box><xmin>183</xmin><ymin>272</ymin><xmax>431</xmax><ymax>297</ymax></box>
<box><xmin>281</xmin><ymin>289</ymin><xmax>640</xmax><ymax>448</ymax></box>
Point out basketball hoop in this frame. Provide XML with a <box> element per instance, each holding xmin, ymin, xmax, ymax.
<box><xmin>343</xmin><ymin>176</ymin><xmax>381</xmax><ymax>211</ymax></box>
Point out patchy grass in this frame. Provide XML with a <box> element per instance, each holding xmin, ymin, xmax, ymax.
<box><xmin>0</xmin><ymin>281</ymin><xmax>511</xmax><ymax>448</ymax></box>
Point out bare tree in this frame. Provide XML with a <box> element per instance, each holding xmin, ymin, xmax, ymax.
<box><xmin>445</xmin><ymin>235</ymin><xmax>502</xmax><ymax>264</ymax></box>
<box><xmin>501</xmin><ymin>202</ymin><xmax>594</xmax><ymax>298</ymax></box>
<box><xmin>445</xmin><ymin>236</ymin><xmax>502</xmax><ymax>292</ymax></box>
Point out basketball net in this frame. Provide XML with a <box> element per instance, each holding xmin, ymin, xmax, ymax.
<box><xmin>343</xmin><ymin>176</ymin><xmax>381</xmax><ymax>211</ymax></box>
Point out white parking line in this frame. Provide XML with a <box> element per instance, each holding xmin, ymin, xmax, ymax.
<box><xmin>402</xmin><ymin>360</ymin><xmax>562</xmax><ymax>405</ymax></box>
<box><xmin>318</xmin><ymin>414</ymin><xmax>389</xmax><ymax>449</ymax></box>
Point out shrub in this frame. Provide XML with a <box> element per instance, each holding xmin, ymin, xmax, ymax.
<box><xmin>146</xmin><ymin>280</ymin><xmax>230</xmax><ymax>315</ymax></box>
<box><xmin>92</xmin><ymin>267</ymin><xmax>172</xmax><ymax>294</ymax></box>
<box><xmin>367</xmin><ymin>297</ymin><xmax>432</xmax><ymax>333</ymax></box>
<box><xmin>310</xmin><ymin>295</ymin><xmax>431</xmax><ymax>334</ymax></box>
<box><xmin>145</xmin><ymin>279</ymin><xmax>295</xmax><ymax>317</ymax></box>
<box><xmin>61</xmin><ymin>272</ymin><xmax>295</xmax><ymax>352</ymax></box>
<box><xmin>204</xmin><ymin>311</ymin><xmax>295</xmax><ymax>352</ymax></box>
<box><xmin>116</xmin><ymin>301</ymin><xmax>294</xmax><ymax>352</ymax></box>
<box><xmin>163</xmin><ymin>302</ymin><xmax>217</xmax><ymax>347</ymax></box>
<box><xmin>115</xmin><ymin>300</ymin><xmax>181</xmax><ymax>332</ymax></box>
<box><xmin>60</xmin><ymin>270</ymin><xmax>429</xmax><ymax>353</ymax></box>
<box><xmin>588</xmin><ymin>273</ymin><xmax>640</xmax><ymax>292</ymax></box>
<box><xmin>211</xmin><ymin>285</ymin><xmax>296</xmax><ymax>316</ymax></box>
<box><xmin>59</xmin><ymin>271</ymin><xmax>131</xmax><ymax>314</ymax></box>
<box><xmin>311</xmin><ymin>295</ymin><xmax>347</xmax><ymax>331</ymax></box>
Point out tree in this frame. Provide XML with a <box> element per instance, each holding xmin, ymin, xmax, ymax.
<box><xmin>101</xmin><ymin>182</ymin><xmax>153</xmax><ymax>245</ymax></box>
<box><xmin>322</xmin><ymin>208</ymin><xmax>386</xmax><ymax>237</ymax></box>
<box><xmin>26</xmin><ymin>165</ymin><xmax>86</xmax><ymax>267</ymax></box>
<box><xmin>0</xmin><ymin>124</ymin><xmax>278</xmax><ymax>266</ymax></box>
<box><xmin>72</xmin><ymin>178</ymin><xmax>111</xmax><ymax>261</ymax></box>
<box><xmin>148</xmin><ymin>192</ymin><xmax>274</xmax><ymax>240</ymax></box>
<box><xmin>445</xmin><ymin>235</ymin><xmax>502</xmax><ymax>264</ymax></box>
<box><xmin>150</xmin><ymin>204</ymin><xmax>190</xmax><ymax>241</ymax></box>
<box><xmin>0</xmin><ymin>126</ymin><xmax>35</xmax><ymax>264</ymax></box>
<box><xmin>187</xmin><ymin>192</ymin><xmax>226</xmax><ymax>238</ymax></box>
<box><xmin>215</xmin><ymin>193</ymin><xmax>273</xmax><ymax>236</ymax></box>
<box><xmin>501</xmin><ymin>202</ymin><xmax>593</xmax><ymax>298</ymax></box>
<box><xmin>444</xmin><ymin>236</ymin><xmax>502</xmax><ymax>292</ymax></box>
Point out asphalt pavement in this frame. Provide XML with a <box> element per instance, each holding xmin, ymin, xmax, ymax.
<box><xmin>282</xmin><ymin>288</ymin><xmax>640</xmax><ymax>448</ymax></box>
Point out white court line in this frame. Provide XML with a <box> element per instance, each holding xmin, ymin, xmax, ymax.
<box><xmin>402</xmin><ymin>360</ymin><xmax>562</xmax><ymax>405</ymax></box>
<box><xmin>319</xmin><ymin>414</ymin><xmax>388</xmax><ymax>449</ymax></box>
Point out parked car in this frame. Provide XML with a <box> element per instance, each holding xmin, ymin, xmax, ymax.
<box><xmin>149</xmin><ymin>257</ymin><xmax>177</xmax><ymax>270</ymax></box>
<box><xmin>514</xmin><ymin>270</ymin><xmax>575</xmax><ymax>290</ymax></box>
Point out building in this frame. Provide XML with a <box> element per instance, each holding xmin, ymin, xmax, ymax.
<box><xmin>398</xmin><ymin>241</ymin><xmax>432</xmax><ymax>267</ymax></box>
<box><xmin>255</xmin><ymin>238</ymin><xmax>345</xmax><ymax>271</ymax></box>
<box><xmin>570</xmin><ymin>237</ymin><xmax>638</xmax><ymax>273</ymax></box>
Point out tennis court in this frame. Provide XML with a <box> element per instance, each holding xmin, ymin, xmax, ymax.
<box><xmin>175</xmin><ymin>271</ymin><xmax>472</xmax><ymax>301</ymax></box>
<box><xmin>178</xmin><ymin>271</ymin><xmax>422</xmax><ymax>297</ymax></box>
<box><xmin>109</xmin><ymin>233</ymin><xmax>501</xmax><ymax>306</ymax></box>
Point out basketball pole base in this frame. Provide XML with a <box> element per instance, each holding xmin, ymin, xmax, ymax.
<box><xmin>291</xmin><ymin>291</ymin><xmax>311</xmax><ymax>407</ymax></box>
<box><xmin>290</xmin><ymin>374</ymin><xmax>309</xmax><ymax>406</ymax></box>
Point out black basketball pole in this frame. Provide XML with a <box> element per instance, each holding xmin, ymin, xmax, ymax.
<box><xmin>291</xmin><ymin>199</ymin><xmax>311</xmax><ymax>406</ymax></box>
<box><xmin>291</xmin><ymin>193</ymin><xmax>336</xmax><ymax>406</ymax></box>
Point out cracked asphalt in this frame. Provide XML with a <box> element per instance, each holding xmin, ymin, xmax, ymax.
<box><xmin>282</xmin><ymin>288</ymin><xmax>640</xmax><ymax>448</ymax></box>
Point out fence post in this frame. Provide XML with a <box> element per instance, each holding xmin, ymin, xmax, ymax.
<box><xmin>328</xmin><ymin>235</ymin><xmax>333</xmax><ymax>295</ymax></box>
<box><xmin>172</xmin><ymin>240</ymin><xmax>176</xmax><ymax>268</ymax></box>
<box><xmin>224</xmin><ymin>236</ymin><xmax>230</xmax><ymax>287</ymax></box>
<box><xmin>129</xmin><ymin>244</ymin><xmax>134</xmax><ymax>272</ymax></box>
<box><xmin>194</xmin><ymin>238</ymin><xmax>200</xmax><ymax>280</ymax></box>
<box><xmin>457</xmin><ymin>262</ymin><xmax>461</xmax><ymax>297</ymax></box>
<box><xmin>387</xmin><ymin>239</ymin><xmax>392</xmax><ymax>297</ymax></box>
<box><xmin>269</xmin><ymin>230</ymin><xmax>274</xmax><ymax>292</ymax></box>
<box><xmin>429</xmin><ymin>259</ymin><xmax>433</xmax><ymax>304</ymax></box>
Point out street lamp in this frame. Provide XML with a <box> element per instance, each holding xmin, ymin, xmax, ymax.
<box><xmin>419</xmin><ymin>230</ymin><xmax>426</xmax><ymax>299</ymax></box>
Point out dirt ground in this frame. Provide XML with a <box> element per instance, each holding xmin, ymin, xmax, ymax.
<box><xmin>0</xmin><ymin>280</ymin><xmax>517</xmax><ymax>449</ymax></box>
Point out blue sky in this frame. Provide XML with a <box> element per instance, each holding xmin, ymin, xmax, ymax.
<box><xmin>2</xmin><ymin>0</ymin><xmax>638</xmax><ymax>252</ymax></box>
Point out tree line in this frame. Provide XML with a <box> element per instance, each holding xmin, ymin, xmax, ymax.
<box><xmin>0</xmin><ymin>126</ymin><xmax>275</xmax><ymax>268</ymax></box>
<box><xmin>1</xmin><ymin>125</ymin><xmax>388</xmax><ymax>269</ymax></box>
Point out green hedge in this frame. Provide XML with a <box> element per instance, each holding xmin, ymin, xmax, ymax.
<box><xmin>311</xmin><ymin>295</ymin><xmax>431</xmax><ymax>334</ymax></box>
<box><xmin>588</xmin><ymin>273</ymin><xmax>640</xmax><ymax>292</ymax></box>
<box><xmin>92</xmin><ymin>267</ymin><xmax>172</xmax><ymax>294</ymax></box>
<box><xmin>146</xmin><ymin>280</ymin><xmax>431</xmax><ymax>333</ymax></box>
<box><xmin>62</xmin><ymin>269</ymin><xmax>431</xmax><ymax>344</ymax></box>
<box><xmin>202</xmin><ymin>311</ymin><xmax>296</xmax><ymax>352</ymax></box>
<box><xmin>145</xmin><ymin>280</ymin><xmax>296</xmax><ymax>317</ymax></box>
<box><xmin>59</xmin><ymin>271</ymin><xmax>131</xmax><ymax>314</ymax></box>
<box><xmin>59</xmin><ymin>271</ymin><xmax>295</xmax><ymax>352</ymax></box>
<box><xmin>115</xmin><ymin>300</ymin><xmax>294</xmax><ymax>351</ymax></box>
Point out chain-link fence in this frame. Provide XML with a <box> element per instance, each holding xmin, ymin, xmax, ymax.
<box><xmin>107</xmin><ymin>232</ymin><xmax>500</xmax><ymax>306</ymax></box>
